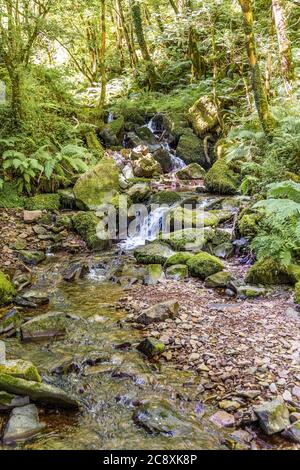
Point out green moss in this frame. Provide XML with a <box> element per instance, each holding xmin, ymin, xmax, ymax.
<box><xmin>18</xmin><ymin>250</ymin><xmax>46</xmax><ymax>266</ymax></box>
<box><xmin>176</xmin><ymin>130</ymin><xmax>206</xmax><ymax>166</ymax></box>
<box><xmin>205</xmin><ymin>159</ymin><xmax>239</xmax><ymax>195</ymax></box>
<box><xmin>107</xmin><ymin>116</ymin><xmax>125</xmax><ymax>136</ymax></box>
<box><xmin>57</xmin><ymin>189</ymin><xmax>77</xmax><ymax>210</ymax></box>
<box><xmin>164</xmin><ymin>228</ymin><xmax>214</xmax><ymax>252</ymax></box>
<box><xmin>205</xmin><ymin>271</ymin><xmax>233</xmax><ymax>288</ymax></box>
<box><xmin>134</xmin><ymin>242</ymin><xmax>175</xmax><ymax>265</ymax></box>
<box><xmin>187</xmin><ymin>252</ymin><xmax>224</xmax><ymax>280</ymax></box>
<box><xmin>72</xmin><ymin>212</ymin><xmax>109</xmax><ymax>251</ymax></box>
<box><xmin>0</xmin><ymin>360</ymin><xmax>41</xmax><ymax>383</ymax></box>
<box><xmin>150</xmin><ymin>191</ymin><xmax>181</xmax><ymax>206</ymax></box>
<box><xmin>295</xmin><ymin>281</ymin><xmax>300</xmax><ymax>304</ymax></box>
<box><xmin>176</xmin><ymin>163</ymin><xmax>206</xmax><ymax>180</ymax></box>
<box><xmin>25</xmin><ymin>193</ymin><xmax>60</xmax><ymax>211</ymax></box>
<box><xmin>0</xmin><ymin>182</ymin><xmax>25</xmax><ymax>209</ymax></box>
<box><xmin>165</xmin><ymin>252</ymin><xmax>193</xmax><ymax>267</ymax></box>
<box><xmin>245</xmin><ymin>258</ymin><xmax>293</xmax><ymax>285</ymax></box>
<box><xmin>73</xmin><ymin>156</ymin><xmax>120</xmax><ymax>210</ymax></box>
<box><xmin>0</xmin><ymin>271</ymin><xmax>15</xmax><ymax>306</ymax></box>
<box><xmin>238</xmin><ymin>212</ymin><xmax>262</xmax><ymax>239</ymax></box>
<box><xmin>166</xmin><ymin>264</ymin><xmax>188</xmax><ymax>280</ymax></box>
<box><xmin>56</xmin><ymin>215</ymin><xmax>72</xmax><ymax>229</ymax></box>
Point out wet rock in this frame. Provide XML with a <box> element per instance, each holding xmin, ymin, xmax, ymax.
<box><xmin>0</xmin><ymin>359</ymin><xmax>41</xmax><ymax>382</ymax></box>
<box><xmin>136</xmin><ymin>338</ymin><xmax>165</xmax><ymax>358</ymax></box>
<box><xmin>0</xmin><ymin>309</ymin><xmax>20</xmax><ymax>335</ymax></box>
<box><xmin>0</xmin><ymin>373</ymin><xmax>79</xmax><ymax>409</ymax></box>
<box><xmin>152</xmin><ymin>147</ymin><xmax>173</xmax><ymax>173</ymax></box>
<box><xmin>253</xmin><ymin>398</ymin><xmax>290</xmax><ymax>435</ymax></box>
<box><xmin>134</xmin><ymin>242</ymin><xmax>175</xmax><ymax>265</ymax></box>
<box><xmin>144</xmin><ymin>264</ymin><xmax>165</xmax><ymax>285</ymax></box>
<box><xmin>23</xmin><ymin>210</ymin><xmax>43</xmax><ymax>223</ymax></box>
<box><xmin>12</xmin><ymin>272</ymin><xmax>32</xmax><ymax>290</ymax></box>
<box><xmin>237</xmin><ymin>285</ymin><xmax>267</xmax><ymax>299</ymax></box>
<box><xmin>150</xmin><ymin>190</ymin><xmax>181</xmax><ymax>206</ymax></box>
<box><xmin>0</xmin><ymin>391</ymin><xmax>29</xmax><ymax>410</ymax></box>
<box><xmin>111</xmin><ymin>357</ymin><xmax>152</xmax><ymax>384</ymax></box>
<box><xmin>3</xmin><ymin>404</ymin><xmax>45</xmax><ymax>445</ymax></box>
<box><xmin>204</xmin><ymin>271</ymin><xmax>233</xmax><ymax>288</ymax></box>
<box><xmin>18</xmin><ymin>250</ymin><xmax>46</xmax><ymax>266</ymax></box>
<box><xmin>20</xmin><ymin>290</ymin><xmax>50</xmax><ymax>306</ymax></box>
<box><xmin>282</xmin><ymin>421</ymin><xmax>300</xmax><ymax>443</ymax></box>
<box><xmin>133</xmin><ymin>154</ymin><xmax>162</xmax><ymax>178</ymax></box>
<box><xmin>63</xmin><ymin>262</ymin><xmax>90</xmax><ymax>282</ymax></box>
<box><xmin>21</xmin><ymin>312</ymin><xmax>73</xmax><ymax>342</ymax></box>
<box><xmin>136</xmin><ymin>300</ymin><xmax>179</xmax><ymax>325</ymax></box>
<box><xmin>209</xmin><ymin>410</ymin><xmax>235</xmax><ymax>428</ymax></box>
<box><xmin>57</xmin><ymin>189</ymin><xmax>77</xmax><ymax>210</ymax></box>
<box><xmin>166</xmin><ymin>264</ymin><xmax>188</xmax><ymax>280</ymax></box>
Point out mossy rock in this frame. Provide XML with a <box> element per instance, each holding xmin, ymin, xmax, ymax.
<box><xmin>165</xmin><ymin>252</ymin><xmax>193</xmax><ymax>267</ymax></box>
<box><xmin>56</xmin><ymin>215</ymin><xmax>72</xmax><ymax>230</ymax></box>
<box><xmin>0</xmin><ymin>182</ymin><xmax>25</xmax><ymax>209</ymax></box>
<box><xmin>163</xmin><ymin>228</ymin><xmax>214</xmax><ymax>252</ymax></box>
<box><xmin>237</xmin><ymin>212</ymin><xmax>262</xmax><ymax>239</ymax></box>
<box><xmin>287</xmin><ymin>264</ymin><xmax>300</xmax><ymax>284</ymax></box>
<box><xmin>176</xmin><ymin>163</ymin><xmax>206</xmax><ymax>180</ymax></box>
<box><xmin>133</xmin><ymin>154</ymin><xmax>162</xmax><ymax>178</ymax></box>
<box><xmin>294</xmin><ymin>281</ymin><xmax>300</xmax><ymax>304</ymax></box>
<box><xmin>0</xmin><ymin>360</ymin><xmax>41</xmax><ymax>383</ymax></box>
<box><xmin>137</xmin><ymin>338</ymin><xmax>165</xmax><ymax>358</ymax></box>
<box><xmin>25</xmin><ymin>194</ymin><xmax>60</xmax><ymax>211</ymax></box>
<box><xmin>127</xmin><ymin>183</ymin><xmax>151</xmax><ymax>203</ymax></box>
<box><xmin>134</xmin><ymin>242</ymin><xmax>175</xmax><ymax>265</ymax></box>
<box><xmin>150</xmin><ymin>191</ymin><xmax>182</xmax><ymax>206</ymax></box>
<box><xmin>72</xmin><ymin>212</ymin><xmax>110</xmax><ymax>251</ymax></box>
<box><xmin>166</xmin><ymin>264</ymin><xmax>188</xmax><ymax>280</ymax></box>
<box><xmin>144</xmin><ymin>264</ymin><xmax>166</xmax><ymax>285</ymax></box>
<box><xmin>176</xmin><ymin>130</ymin><xmax>206</xmax><ymax>167</ymax></box>
<box><xmin>211</xmin><ymin>228</ymin><xmax>232</xmax><ymax>246</ymax></box>
<box><xmin>237</xmin><ymin>285</ymin><xmax>266</xmax><ymax>298</ymax></box>
<box><xmin>187</xmin><ymin>252</ymin><xmax>224</xmax><ymax>280</ymax></box>
<box><xmin>0</xmin><ymin>271</ymin><xmax>15</xmax><ymax>306</ymax></box>
<box><xmin>73</xmin><ymin>156</ymin><xmax>120</xmax><ymax>210</ymax></box>
<box><xmin>205</xmin><ymin>159</ymin><xmax>239</xmax><ymax>195</ymax></box>
<box><xmin>119</xmin><ymin>108</ymin><xmax>145</xmax><ymax>126</ymax></box>
<box><xmin>187</xmin><ymin>96</ymin><xmax>219</xmax><ymax>137</ymax></box>
<box><xmin>245</xmin><ymin>258</ymin><xmax>293</xmax><ymax>285</ymax></box>
<box><xmin>18</xmin><ymin>251</ymin><xmax>46</xmax><ymax>266</ymax></box>
<box><xmin>205</xmin><ymin>271</ymin><xmax>233</xmax><ymax>288</ymax></box>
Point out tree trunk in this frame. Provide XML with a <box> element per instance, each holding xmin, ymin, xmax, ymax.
<box><xmin>9</xmin><ymin>67</ymin><xmax>23</xmax><ymax>129</ymax></box>
<box><xmin>131</xmin><ymin>0</ymin><xmax>158</xmax><ymax>90</ymax></box>
<box><xmin>116</xmin><ymin>0</ymin><xmax>138</xmax><ymax>69</ymax></box>
<box><xmin>238</xmin><ymin>0</ymin><xmax>275</xmax><ymax>138</ymax></box>
<box><xmin>169</xmin><ymin>0</ymin><xmax>179</xmax><ymax>14</ymax></box>
<box><xmin>99</xmin><ymin>0</ymin><xmax>107</xmax><ymax>118</ymax></box>
<box><xmin>272</xmin><ymin>0</ymin><xmax>294</xmax><ymax>95</ymax></box>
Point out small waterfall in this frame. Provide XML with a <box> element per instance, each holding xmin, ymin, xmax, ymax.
<box><xmin>107</xmin><ymin>112</ymin><xmax>114</xmax><ymax>123</ymax></box>
<box><xmin>120</xmin><ymin>205</ymin><xmax>172</xmax><ymax>250</ymax></box>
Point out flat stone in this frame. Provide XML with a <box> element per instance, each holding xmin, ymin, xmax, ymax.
<box><xmin>136</xmin><ymin>338</ymin><xmax>165</xmax><ymax>358</ymax></box>
<box><xmin>0</xmin><ymin>391</ymin><xmax>30</xmax><ymax>410</ymax></box>
<box><xmin>3</xmin><ymin>404</ymin><xmax>45</xmax><ymax>444</ymax></box>
<box><xmin>282</xmin><ymin>420</ymin><xmax>300</xmax><ymax>443</ymax></box>
<box><xmin>0</xmin><ymin>359</ymin><xmax>41</xmax><ymax>382</ymax></box>
<box><xmin>23</xmin><ymin>210</ymin><xmax>43</xmax><ymax>223</ymax></box>
<box><xmin>21</xmin><ymin>291</ymin><xmax>50</xmax><ymax>306</ymax></box>
<box><xmin>0</xmin><ymin>373</ymin><xmax>79</xmax><ymax>409</ymax></box>
<box><xmin>218</xmin><ymin>400</ymin><xmax>241</xmax><ymax>411</ymax></box>
<box><xmin>209</xmin><ymin>410</ymin><xmax>235</xmax><ymax>428</ymax></box>
<box><xmin>21</xmin><ymin>312</ymin><xmax>73</xmax><ymax>342</ymax></box>
<box><xmin>0</xmin><ymin>309</ymin><xmax>20</xmax><ymax>335</ymax></box>
<box><xmin>136</xmin><ymin>300</ymin><xmax>179</xmax><ymax>325</ymax></box>
<box><xmin>254</xmin><ymin>398</ymin><xmax>290</xmax><ymax>435</ymax></box>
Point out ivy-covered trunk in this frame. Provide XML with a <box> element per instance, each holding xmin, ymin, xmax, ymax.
<box><xmin>9</xmin><ymin>67</ymin><xmax>24</xmax><ymax>130</ymax></box>
<box><xmin>238</xmin><ymin>0</ymin><xmax>275</xmax><ymax>138</ymax></box>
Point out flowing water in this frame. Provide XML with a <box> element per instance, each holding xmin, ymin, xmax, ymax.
<box><xmin>1</xmin><ymin>253</ymin><xmax>226</xmax><ymax>450</ymax></box>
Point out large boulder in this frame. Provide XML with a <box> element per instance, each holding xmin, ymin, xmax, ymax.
<box><xmin>3</xmin><ymin>404</ymin><xmax>45</xmax><ymax>444</ymax></box>
<box><xmin>187</xmin><ymin>96</ymin><xmax>219</xmax><ymax>136</ymax></box>
<box><xmin>136</xmin><ymin>300</ymin><xmax>179</xmax><ymax>325</ymax></box>
<box><xmin>73</xmin><ymin>156</ymin><xmax>120</xmax><ymax>210</ymax></box>
<box><xmin>165</xmin><ymin>252</ymin><xmax>193</xmax><ymax>267</ymax></box>
<box><xmin>133</xmin><ymin>154</ymin><xmax>162</xmax><ymax>178</ymax></box>
<box><xmin>72</xmin><ymin>212</ymin><xmax>111</xmax><ymax>251</ymax></box>
<box><xmin>245</xmin><ymin>258</ymin><xmax>292</xmax><ymax>285</ymax></box>
<box><xmin>164</xmin><ymin>228</ymin><xmax>214</xmax><ymax>252</ymax></box>
<box><xmin>134</xmin><ymin>242</ymin><xmax>175</xmax><ymax>265</ymax></box>
<box><xmin>176</xmin><ymin>163</ymin><xmax>206</xmax><ymax>180</ymax></box>
<box><xmin>0</xmin><ymin>271</ymin><xmax>15</xmax><ymax>306</ymax></box>
<box><xmin>205</xmin><ymin>159</ymin><xmax>239</xmax><ymax>195</ymax></box>
<box><xmin>187</xmin><ymin>252</ymin><xmax>224</xmax><ymax>279</ymax></box>
<box><xmin>254</xmin><ymin>399</ymin><xmax>290</xmax><ymax>435</ymax></box>
<box><xmin>176</xmin><ymin>130</ymin><xmax>206</xmax><ymax>167</ymax></box>
<box><xmin>126</xmin><ymin>183</ymin><xmax>151</xmax><ymax>203</ymax></box>
<box><xmin>0</xmin><ymin>373</ymin><xmax>79</xmax><ymax>409</ymax></box>
<box><xmin>152</xmin><ymin>147</ymin><xmax>173</xmax><ymax>173</ymax></box>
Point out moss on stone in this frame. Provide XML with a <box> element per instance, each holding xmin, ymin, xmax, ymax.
<box><xmin>72</xmin><ymin>212</ymin><xmax>110</xmax><ymax>251</ymax></box>
<box><xmin>164</xmin><ymin>228</ymin><xmax>214</xmax><ymax>252</ymax></box>
<box><xmin>134</xmin><ymin>242</ymin><xmax>175</xmax><ymax>265</ymax></box>
<box><xmin>187</xmin><ymin>252</ymin><xmax>224</xmax><ymax>280</ymax></box>
<box><xmin>205</xmin><ymin>159</ymin><xmax>239</xmax><ymax>195</ymax></box>
<box><xmin>176</xmin><ymin>163</ymin><xmax>206</xmax><ymax>180</ymax></box>
<box><xmin>238</xmin><ymin>212</ymin><xmax>262</xmax><ymax>239</ymax></box>
<box><xmin>0</xmin><ymin>182</ymin><xmax>25</xmax><ymax>209</ymax></box>
<box><xmin>0</xmin><ymin>360</ymin><xmax>41</xmax><ymax>383</ymax></box>
<box><xmin>245</xmin><ymin>258</ymin><xmax>293</xmax><ymax>285</ymax></box>
<box><xmin>73</xmin><ymin>156</ymin><xmax>120</xmax><ymax>210</ymax></box>
<box><xmin>0</xmin><ymin>271</ymin><xmax>15</xmax><ymax>306</ymax></box>
<box><xmin>166</xmin><ymin>264</ymin><xmax>188</xmax><ymax>280</ymax></box>
<box><xmin>150</xmin><ymin>191</ymin><xmax>181</xmax><ymax>206</ymax></box>
<box><xmin>25</xmin><ymin>194</ymin><xmax>60</xmax><ymax>211</ymax></box>
<box><xmin>176</xmin><ymin>130</ymin><xmax>206</xmax><ymax>166</ymax></box>
<box><xmin>165</xmin><ymin>252</ymin><xmax>193</xmax><ymax>267</ymax></box>
<box><xmin>187</xmin><ymin>96</ymin><xmax>219</xmax><ymax>136</ymax></box>
<box><xmin>295</xmin><ymin>281</ymin><xmax>300</xmax><ymax>304</ymax></box>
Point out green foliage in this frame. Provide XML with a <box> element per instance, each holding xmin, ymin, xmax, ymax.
<box><xmin>24</xmin><ymin>194</ymin><xmax>61</xmax><ymax>211</ymax></box>
<box><xmin>0</xmin><ymin>182</ymin><xmax>25</xmax><ymax>208</ymax></box>
<box><xmin>0</xmin><ymin>271</ymin><xmax>15</xmax><ymax>306</ymax></box>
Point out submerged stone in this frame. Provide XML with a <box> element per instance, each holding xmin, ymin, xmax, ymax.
<box><xmin>21</xmin><ymin>312</ymin><xmax>73</xmax><ymax>342</ymax></box>
<box><xmin>0</xmin><ymin>373</ymin><xmax>79</xmax><ymax>409</ymax></box>
<box><xmin>3</xmin><ymin>404</ymin><xmax>46</xmax><ymax>444</ymax></box>
<box><xmin>62</xmin><ymin>262</ymin><xmax>90</xmax><ymax>282</ymax></box>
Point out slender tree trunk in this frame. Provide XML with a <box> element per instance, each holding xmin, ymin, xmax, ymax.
<box><xmin>238</xmin><ymin>0</ymin><xmax>275</xmax><ymax>138</ymax></box>
<box><xmin>8</xmin><ymin>66</ymin><xmax>23</xmax><ymax>130</ymax></box>
<box><xmin>272</xmin><ymin>0</ymin><xmax>294</xmax><ymax>95</ymax></box>
<box><xmin>99</xmin><ymin>0</ymin><xmax>107</xmax><ymax>118</ymax></box>
<box><xmin>131</xmin><ymin>0</ymin><xmax>158</xmax><ymax>90</ymax></box>
<box><xmin>169</xmin><ymin>0</ymin><xmax>179</xmax><ymax>14</ymax></box>
<box><xmin>116</xmin><ymin>0</ymin><xmax>138</xmax><ymax>69</ymax></box>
